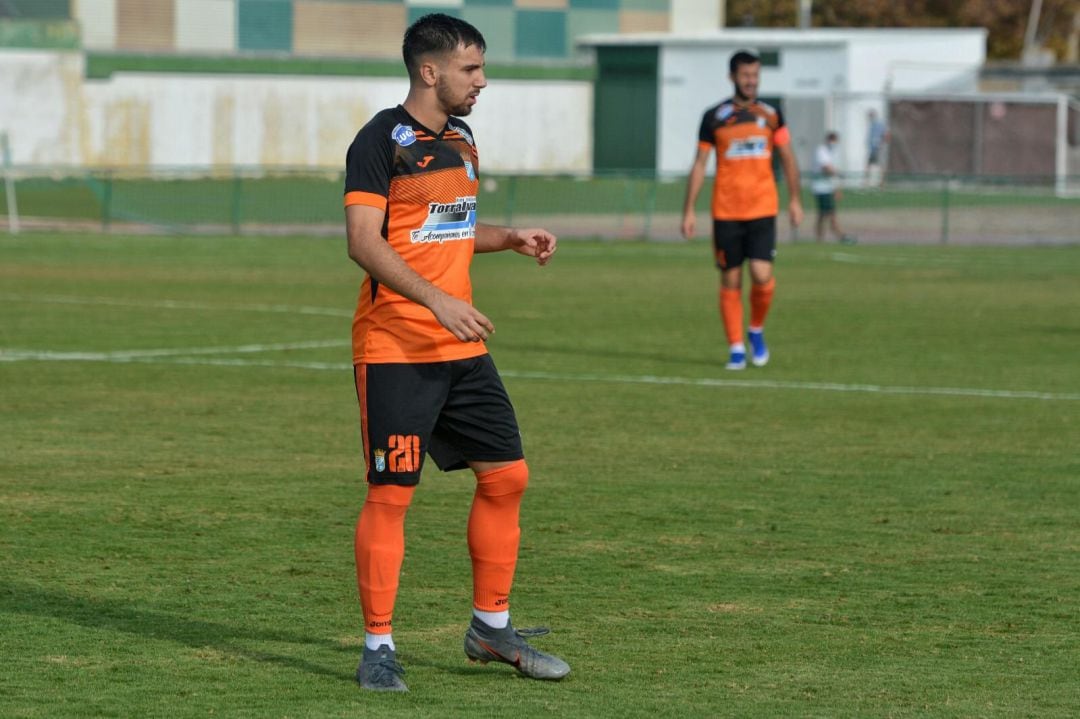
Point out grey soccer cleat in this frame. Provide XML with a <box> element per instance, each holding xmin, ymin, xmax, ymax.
<box><xmin>464</xmin><ymin>617</ymin><xmax>571</xmax><ymax>680</ymax></box>
<box><xmin>356</xmin><ymin>644</ymin><xmax>408</xmax><ymax>692</ymax></box>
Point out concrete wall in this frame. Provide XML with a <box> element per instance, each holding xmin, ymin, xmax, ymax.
<box><xmin>0</xmin><ymin>49</ymin><xmax>592</xmax><ymax>172</ymax></box>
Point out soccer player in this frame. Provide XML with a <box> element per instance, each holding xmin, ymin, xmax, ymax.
<box><xmin>681</xmin><ymin>49</ymin><xmax>803</xmax><ymax>370</ymax></box>
<box><xmin>343</xmin><ymin>13</ymin><xmax>570</xmax><ymax>692</ymax></box>
<box><xmin>811</xmin><ymin>131</ymin><xmax>855</xmax><ymax>245</ymax></box>
<box><xmin>865</xmin><ymin>108</ymin><xmax>889</xmax><ymax>187</ymax></box>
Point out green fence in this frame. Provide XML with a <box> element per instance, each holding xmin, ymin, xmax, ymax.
<box><xmin>2</xmin><ymin>168</ymin><xmax>1078</xmax><ymax>244</ymax></box>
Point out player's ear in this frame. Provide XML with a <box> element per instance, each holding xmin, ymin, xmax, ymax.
<box><xmin>417</xmin><ymin>57</ymin><xmax>439</xmax><ymax>88</ymax></box>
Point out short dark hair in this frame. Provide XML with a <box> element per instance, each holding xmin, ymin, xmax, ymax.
<box><xmin>403</xmin><ymin>14</ymin><xmax>486</xmax><ymax>80</ymax></box>
<box><xmin>729</xmin><ymin>50</ymin><xmax>760</xmax><ymax>75</ymax></box>
<box><xmin>826</xmin><ymin>131</ymin><xmax>839</xmax><ymax>142</ymax></box>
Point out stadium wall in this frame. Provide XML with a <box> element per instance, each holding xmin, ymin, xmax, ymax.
<box><xmin>0</xmin><ymin>49</ymin><xmax>592</xmax><ymax>171</ymax></box>
<box><xmin>67</xmin><ymin>0</ymin><xmax>678</xmax><ymax>62</ymax></box>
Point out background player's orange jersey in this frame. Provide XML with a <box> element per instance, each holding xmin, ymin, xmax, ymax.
<box><xmin>697</xmin><ymin>99</ymin><xmax>791</xmax><ymax>221</ymax></box>
<box><xmin>344</xmin><ymin>106</ymin><xmax>486</xmax><ymax>364</ymax></box>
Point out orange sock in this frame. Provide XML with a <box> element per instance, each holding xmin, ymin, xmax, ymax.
<box><xmin>719</xmin><ymin>287</ymin><xmax>744</xmax><ymax>346</ymax></box>
<box><xmin>749</xmin><ymin>277</ymin><xmax>776</xmax><ymax>330</ymax></box>
<box><xmin>468</xmin><ymin>460</ymin><xmax>529</xmax><ymax>611</ymax></box>
<box><xmin>355</xmin><ymin>483</ymin><xmax>415</xmax><ymax>636</ymax></box>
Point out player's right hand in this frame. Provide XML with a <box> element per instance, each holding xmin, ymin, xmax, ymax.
<box><xmin>681</xmin><ymin>212</ymin><xmax>696</xmax><ymax>240</ymax></box>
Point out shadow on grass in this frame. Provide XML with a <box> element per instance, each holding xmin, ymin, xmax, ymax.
<box><xmin>0</xmin><ymin>580</ymin><xmax>354</xmax><ymax>682</ymax></box>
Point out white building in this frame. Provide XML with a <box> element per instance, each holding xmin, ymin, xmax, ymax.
<box><xmin>578</xmin><ymin>28</ymin><xmax>988</xmax><ymax>176</ymax></box>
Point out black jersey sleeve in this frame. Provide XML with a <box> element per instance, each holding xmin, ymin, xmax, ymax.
<box><xmin>698</xmin><ymin>109</ymin><xmax>714</xmax><ymax>145</ymax></box>
<box><xmin>344</xmin><ymin>112</ymin><xmax>396</xmax><ymax>200</ymax></box>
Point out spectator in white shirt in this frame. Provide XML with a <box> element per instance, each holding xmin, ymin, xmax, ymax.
<box><xmin>811</xmin><ymin>131</ymin><xmax>855</xmax><ymax>244</ymax></box>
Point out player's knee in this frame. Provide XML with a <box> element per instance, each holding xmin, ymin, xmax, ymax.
<box><xmin>475</xmin><ymin>459</ymin><xmax>529</xmax><ymax>497</ymax></box>
<box><xmin>364</xmin><ymin>483</ymin><xmax>416</xmax><ymax>507</ymax></box>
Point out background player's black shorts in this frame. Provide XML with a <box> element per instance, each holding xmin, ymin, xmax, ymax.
<box><xmin>814</xmin><ymin>192</ymin><xmax>836</xmax><ymax>213</ymax></box>
<box><xmin>712</xmin><ymin>216</ymin><xmax>776</xmax><ymax>269</ymax></box>
<box><xmin>354</xmin><ymin>354</ymin><xmax>523</xmax><ymax>486</ymax></box>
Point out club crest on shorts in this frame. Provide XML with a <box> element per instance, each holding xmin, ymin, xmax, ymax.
<box><xmin>373</xmin><ymin>448</ymin><xmax>386</xmax><ymax>472</ymax></box>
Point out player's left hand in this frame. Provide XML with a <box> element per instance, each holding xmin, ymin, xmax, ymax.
<box><xmin>508</xmin><ymin>228</ymin><xmax>558</xmax><ymax>266</ymax></box>
<box><xmin>788</xmin><ymin>199</ymin><xmax>804</xmax><ymax>227</ymax></box>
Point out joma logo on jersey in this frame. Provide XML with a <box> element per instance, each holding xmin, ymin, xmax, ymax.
<box><xmin>725</xmin><ymin>136</ymin><xmax>769</xmax><ymax>159</ymax></box>
<box><xmin>410</xmin><ymin>195</ymin><xmax>477</xmax><ymax>244</ymax></box>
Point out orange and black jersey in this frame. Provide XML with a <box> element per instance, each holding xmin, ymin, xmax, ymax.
<box><xmin>344</xmin><ymin>105</ymin><xmax>484</xmax><ymax>364</ymax></box>
<box><xmin>697</xmin><ymin>98</ymin><xmax>791</xmax><ymax>221</ymax></box>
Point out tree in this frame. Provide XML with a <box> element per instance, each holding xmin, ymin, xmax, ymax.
<box><xmin>725</xmin><ymin>0</ymin><xmax>1075</xmax><ymax>61</ymax></box>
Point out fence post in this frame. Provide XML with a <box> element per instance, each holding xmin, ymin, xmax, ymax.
<box><xmin>102</xmin><ymin>170</ymin><xmax>113</xmax><ymax>231</ymax></box>
<box><xmin>1</xmin><ymin>131</ymin><xmax>19</xmax><ymax>235</ymax></box>
<box><xmin>620</xmin><ymin>174</ymin><xmax>635</xmax><ymax>237</ymax></box>
<box><xmin>939</xmin><ymin>175</ymin><xmax>950</xmax><ymax>244</ymax></box>
<box><xmin>504</xmin><ymin>175</ymin><xmax>517</xmax><ymax>227</ymax></box>
<box><xmin>642</xmin><ymin>173</ymin><xmax>658</xmax><ymax>240</ymax></box>
<box><xmin>231</xmin><ymin>171</ymin><xmax>243</xmax><ymax>235</ymax></box>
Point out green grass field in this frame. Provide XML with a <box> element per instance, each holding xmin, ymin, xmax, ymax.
<box><xmin>2</xmin><ymin>232</ymin><xmax>1078</xmax><ymax>717</ymax></box>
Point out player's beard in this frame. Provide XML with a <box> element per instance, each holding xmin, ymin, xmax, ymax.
<box><xmin>436</xmin><ymin>78</ymin><xmax>474</xmax><ymax>117</ymax></box>
<box><xmin>733</xmin><ymin>81</ymin><xmax>757</xmax><ymax>102</ymax></box>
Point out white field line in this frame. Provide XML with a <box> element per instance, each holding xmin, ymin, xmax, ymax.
<box><xmin>2</xmin><ymin>345</ymin><xmax>1077</xmax><ymax>402</ymax></box>
<box><xmin>0</xmin><ymin>340</ymin><xmax>349</xmax><ymax>363</ymax></box>
<box><xmin>826</xmin><ymin>251</ymin><xmax>1067</xmax><ymax>268</ymax></box>
<box><xmin>0</xmin><ymin>293</ymin><xmax>352</xmax><ymax>318</ymax></box>
<box><xmin>499</xmin><ymin>369</ymin><xmax>1080</xmax><ymax>402</ymax></box>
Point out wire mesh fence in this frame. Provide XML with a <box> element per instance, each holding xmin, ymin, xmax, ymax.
<box><xmin>2</xmin><ymin>167</ymin><xmax>1078</xmax><ymax>245</ymax></box>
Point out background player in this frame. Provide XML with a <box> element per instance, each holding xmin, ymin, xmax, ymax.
<box><xmin>811</xmin><ymin>131</ymin><xmax>856</xmax><ymax>244</ymax></box>
<box><xmin>681</xmin><ymin>49</ymin><xmax>803</xmax><ymax>370</ymax></box>
<box><xmin>343</xmin><ymin>13</ymin><xmax>570</xmax><ymax>692</ymax></box>
<box><xmin>865</xmin><ymin>108</ymin><xmax>889</xmax><ymax>187</ymax></box>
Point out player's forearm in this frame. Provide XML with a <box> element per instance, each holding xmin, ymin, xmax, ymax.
<box><xmin>782</xmin><ymin>154</ymin><xmax>802</xmax><ymax>200</ymax></box>
<box><xmin>348</xmin><ymin>232</ymin><xmax>445</xmax><ymax>310</ymax></box>
<box><xmin>474</xmin><ymin>223</ymin><xmax>513</xmax><ymax>253</ymax></box>
<box><xmin>683</xmin><ymin>166</ymin><xmax>705</xmax><ymax>214</ymax></box>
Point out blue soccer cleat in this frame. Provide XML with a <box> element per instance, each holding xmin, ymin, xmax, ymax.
<box><xmin>748</xmin><ymin>330</ymin><xmax>769</xmax><ymax>367</ymax></box>
<box><xmin>726</xmin><ymin>346</ymin><xmax>747</xmax><ymax>371</ymax></box>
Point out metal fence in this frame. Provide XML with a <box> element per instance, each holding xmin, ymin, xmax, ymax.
<box><xmin>2</xmin><ymin>167</ymin><xmax>1078</xmax><ymax>245</ymax></box>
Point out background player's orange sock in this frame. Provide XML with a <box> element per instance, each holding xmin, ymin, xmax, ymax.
<box><xmin>355</xmin><ymin>483</ymin><xmax>415</xmax><ymax>641</ymax></box>
<box><xmin>468</xmin><ymin>460</ymin><xmax>529</xmax><ymax>612</ymax></box>
<box><xmin>749</xmin><ymin>277</ymin><xmax>776</xmax><ymax>330</ymax></box>
<box><xmin>720</xmin><ymin>288</ymin><xmax>744</xmax><ymax>346</ymax></box>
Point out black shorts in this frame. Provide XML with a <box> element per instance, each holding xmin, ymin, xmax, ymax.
<box><xmin>814</xmin><ymin>192</ymin><xmax>836</xmax><ymax>213</ymax></box>
<box><xmin>354</xmin><ymin>354</ymin><xmax>523</xmax><ymax>486</ymax></box>
<box><xmin>712</xmin><ymin>216</ymin><xmax>776</xmax><ymax>269</ymax></box>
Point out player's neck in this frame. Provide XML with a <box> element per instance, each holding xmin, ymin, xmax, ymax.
<box><xmin>402</xmin><ymin>93</ymin><xmax>449</xmax><ymax>135</ymax></box>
